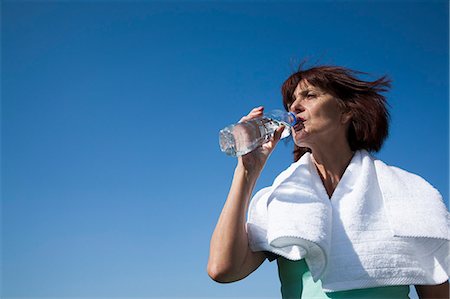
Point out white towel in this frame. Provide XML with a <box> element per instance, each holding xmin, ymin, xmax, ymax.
<box><xmin>246</xmin><ymin>150</ymin><xmax>449</xmax><ymax>291</ymax></box>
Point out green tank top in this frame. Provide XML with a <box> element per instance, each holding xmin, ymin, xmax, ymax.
<box><xmin>277</xmin><ymin>257</ymin><xmax>410</xmax><ymax>299</ymax></box>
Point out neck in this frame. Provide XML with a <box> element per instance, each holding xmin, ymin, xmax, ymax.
<box><xmin>310</xmin><ymin>144</ymin><xmax>354</xmax><ymax>198</ymax></box>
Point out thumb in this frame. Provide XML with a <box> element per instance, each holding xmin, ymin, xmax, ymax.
<box><xmin>264</xmin><ymin>125</ymin><xmax>286</xmax><ymax>152</ymax></box>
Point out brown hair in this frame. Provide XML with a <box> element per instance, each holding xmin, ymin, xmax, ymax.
<box><xmin>281</xmin><ymin>64</ymin><xmax>391</xmax><ymax>162</ymax></box>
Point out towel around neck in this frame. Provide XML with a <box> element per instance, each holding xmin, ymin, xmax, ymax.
<box><xmin>246</xmin><ymin>150</ymin><xmax>449</xmax><ymax>291</ymax></box>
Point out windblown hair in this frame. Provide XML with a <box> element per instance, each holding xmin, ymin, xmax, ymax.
<box><xmin>281</xmin><ymin>64</ymin><xmax>391</xmax><ymax>162</ymax></box>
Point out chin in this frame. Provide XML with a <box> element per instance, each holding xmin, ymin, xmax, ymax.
<box><xmin>293</xmin><ymin>130</ymin><xmax>308</xmax><ymax>144</ymax></box>
<box><xmin>293</xmin><ymin>137</ymin><xmax>306</xmax><ymax>148</ymax></box>
<box><xmin>294</xmin><ymin>136</ymin><xmax>314</xmax><ymax>151</ymax></box>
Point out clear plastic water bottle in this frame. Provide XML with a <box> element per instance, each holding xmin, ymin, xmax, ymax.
<box><xmin>219</xmin><ymin>109</ymin><xmax>298</xmax><ymax>157</ymax></box>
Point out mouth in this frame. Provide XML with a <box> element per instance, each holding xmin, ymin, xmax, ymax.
<box><xmin>293</xmin><ymin>118</ymin><xmax>305</xmax><ymax>132</ymax></box>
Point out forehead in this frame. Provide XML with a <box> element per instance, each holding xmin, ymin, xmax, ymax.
<box><xmin>293</xmin><ymin>80</ymin><xmax>323</xmax><ymax>98</ymax></box>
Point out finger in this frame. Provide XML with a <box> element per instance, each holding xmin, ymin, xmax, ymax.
<box><xmin>264</xmin><ymin>125</ymin><xmax>285</xmax><ymax>151</ymax></box>
<box><xmin>273</xmin><ymin>125</ymin><xmax>285</xmax><ymax>142</ymax></box>
<box><xmin>239</xmin><ymin>106</ymin><xmax>264</xmax><ymax>123</ymax></box>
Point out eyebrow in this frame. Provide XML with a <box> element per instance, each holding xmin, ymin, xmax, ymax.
<box><xmin>294</xmin><ymin>88</ymin><xmax>316</xmax><ymax>99</ymax></box>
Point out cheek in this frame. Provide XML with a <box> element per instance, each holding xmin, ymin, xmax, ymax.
<box><xmin>303</xmin><ymin>113</ymin><xmax>339</xmax><ymax>135</ymax></box>
<box><xmin>314</xmin><ymin>103</ymin><xmax>342</xmax><ymax>124</ymax></box>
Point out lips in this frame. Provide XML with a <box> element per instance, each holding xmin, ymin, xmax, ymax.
<box><xmin>293</xmin><ymin>117</ymin><xmax>305</xmax><ymax>132</ymax></box>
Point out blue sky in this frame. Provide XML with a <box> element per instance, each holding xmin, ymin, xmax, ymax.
<box><xmin>1</xmin><ymin>1</ymin><xmax>448</xmax><ymax>298</ymax></box>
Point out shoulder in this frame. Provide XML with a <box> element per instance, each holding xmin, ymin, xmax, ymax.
<box><xmin>272</xmin><ymin>152</ymin><xmax>311</xmax><ymax>186</ymax></box>
<box><xmin>367</xmin><ymin>151</ymin><xmax>448</xmax><ymax>239</ymax></box>
<box><xmin>370</xmin><ymin>153</ymin><xmax>442</xmax><ymax>197</ymax></box>
<box><xmin>248</xmin><ymin>154</ymin><xmax>311</xmax><ymax>219</ymax></box>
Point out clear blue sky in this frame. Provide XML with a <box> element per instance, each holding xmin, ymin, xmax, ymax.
<box><xmin>2</xmin><ymin>1</ymin><xmax>448</xmax><ymax>298</ymax></box>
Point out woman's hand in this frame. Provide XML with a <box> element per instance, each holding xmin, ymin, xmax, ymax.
<box><xmin>237</xmin><ymin>106</ymin><xmax>285</xmax><ymax>175</ymax></box>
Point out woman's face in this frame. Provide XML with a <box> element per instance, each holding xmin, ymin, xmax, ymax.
<box><xmin>289</xmin><ymin>80</ymin><xmax>351</xmax><ymax>149</ymax></box>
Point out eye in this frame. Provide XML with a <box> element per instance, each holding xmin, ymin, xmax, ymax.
<box><xmin>306</xmin><ymin>93</ymin><xmax>316</xmax><ymax>99</ymax></box>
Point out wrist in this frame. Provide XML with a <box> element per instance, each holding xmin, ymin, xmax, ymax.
<box><xmin>235</xmin><ymin>161</ymin><xmax>261</xmax><ymax>182</ymax></box>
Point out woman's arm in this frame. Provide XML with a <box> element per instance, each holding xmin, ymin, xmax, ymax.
<box><xmin>207</xmin><ymin>107</ymin><xmax>283</xmax><ymax>283</ymax></box>
<box><xmin>415</xmin><ymin>281</ymin><xmax>449</xmax><ymax>299</ymax></box>
<box><xmin>207</xmin><ymin>162</ymin><xmax>266</xmax><ymax>283</ymax></box>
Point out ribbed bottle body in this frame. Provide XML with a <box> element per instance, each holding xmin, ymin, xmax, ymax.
<box><xmin>219</xmin><ymin>110</ymin><xmax>297</xmax><ymax>157</ymax></box>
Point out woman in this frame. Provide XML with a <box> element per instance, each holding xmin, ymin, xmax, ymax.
<box><xmin>207</xmin><ymin>65</ymin><xmax>449</xmax><ymax>298</ymax></box>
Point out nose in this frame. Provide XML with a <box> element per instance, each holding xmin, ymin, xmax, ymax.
<box><xmin>289</xmin><ymin>98</ymin><xmax>304</xmax><ymax>114</ymax></box>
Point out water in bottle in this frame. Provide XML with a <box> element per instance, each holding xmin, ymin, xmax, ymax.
<box><xmin>219</xmin><ymin>109</ymin><xmax>298</xmax><ymax>157</ymax></box>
